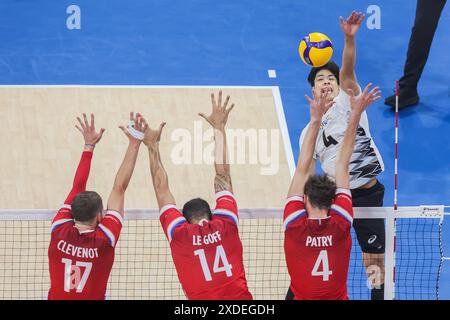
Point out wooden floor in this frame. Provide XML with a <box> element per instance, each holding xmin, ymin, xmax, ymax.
<box><xmin>0</xmin><ymin>87</ymin><xmax>292</xmax><ymax>209</ymax></box>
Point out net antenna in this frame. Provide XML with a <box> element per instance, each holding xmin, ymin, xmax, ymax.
<box><xmin>384</xmin><ymin>80</ymin><xmax>400</xmax><ymax>300</ymax></box>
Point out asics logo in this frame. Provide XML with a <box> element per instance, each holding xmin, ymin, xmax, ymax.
<box><xmin>368</xmin><ymin>235</ymin><xmax>377</xmax><ymax>244</ymax></box>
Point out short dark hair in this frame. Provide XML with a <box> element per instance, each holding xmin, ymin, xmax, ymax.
<box><xmin>71</xmin><ymin>191</ymin><xmax>103</xmax><ymax>222</ymax></box>
<box><xmin>182</xmin><ymin>198</ymin><xmax>212</xmax><ymax>223</ymax></box>
<box><xmin>307</xmin><ymin>61</ymin><xmax>340</xmax><ymax>87</ymax></box>
<box><xmin>304</xmin><ymin>174</ymin><xmax>336</xmax><ymax>210</ymax></box>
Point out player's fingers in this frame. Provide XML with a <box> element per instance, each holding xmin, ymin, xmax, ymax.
<box><xmin>339</xmin><ymin>16</ymin><xmax>344</xmax><ymax>26</ymax></box>
<box><xmin>218</xmin><ymin>90</ymin><xmax>222</xmax><ymax>108</ymax></box>
<box><xmin>226</xmin><ymin>103</ymin><xmax>235</xmax><ymax>115</ymax></box>
<box><xmin>75</xmin><ymin>125</ymin><xmax>83</xmax><ymax>133</ymax></box>
<box><xmin>346</xmin><ymin>88</ymin><xmax>355</xmax><ymax>97</ymax></box>
<box><xmin>90</xmin><ymin>113</ymin><xmax>95</xmax><ymax>129</ymax></box>
<box><xmin>158</xmin><ymin>122</ymin><xmax>166</xmax><ymax>140</ymax></box>
<box><xmin>77</xmin><ymin>117</ymin><xmax>86</xmax><ymax>130</ymax></box>
<box><xmin>83</xmin><ymin>113</ymin><xmax>89</xmax><ymax>130</ymax></box>
<box><xmin>211</xmin><ymin>93</ymin><xmax>217</xmax><ymax>109</ymax></box>
<box><xmin>129</xmin><ymin>111</ymin><xmax>134</xmax><ymax>122</ymax></box>
<box><xmin>198</xmin><ymin>113</ymin><xmax>213</xmax><ymax>126</ymax></box>
<box><xmin>304</xmin><ymin>94</ymin><xmax>313</xmax><ymax>104</ymax></box>
<box><xmin>362</xmin><ymin>83</ymin><xmax>372</xmax><ymax>96</ymax></box>
<box><xmin>135</xmin><ymin>113</ymin><xmax>143</xmax><ymax>130</ymax></box>
<box><xmin>97</xmin><ymin>128</ymin><xmax>106</xmax><ymax>140</ymax></box>
<box><xmin>223</xmin><ymin>95</ymin><xmax>230</xmax><ymax>109</ymax></box>
<box><xmin>118</xmin><ymin>125</ymin><xmax>130</xmax><ymax>137</ymax></box>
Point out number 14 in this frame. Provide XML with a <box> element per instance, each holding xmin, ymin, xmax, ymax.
<box><xmin>194</xmin><ymin>245</ymin><xmax>233</xmax><ymax>281</ymax></box>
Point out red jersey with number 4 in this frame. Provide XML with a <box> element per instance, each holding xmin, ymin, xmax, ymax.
<box><xmin>47</xmin><ymin>206</ymin><xmax>123</xmax><ymax>300</ymax></box>
<box><xmin>160</xmin><ymin>191</ymin><xmax>252</xmax><ymax>300</ymax></box>
<box><xmin>283</xmin><ymin>188</ymin><xmax>353</xmax><ymax>300</ymax></box>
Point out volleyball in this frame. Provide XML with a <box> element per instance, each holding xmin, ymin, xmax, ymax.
<box><xmin>299</xmin><ymin>32</ymin><xmax>333</xmax><ymax>67</ymax></box>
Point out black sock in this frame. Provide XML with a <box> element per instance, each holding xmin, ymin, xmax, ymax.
<box><xmin>371</xmin><ymin>283</ymin><xmax>385</xmax><ymax>300</ymax></box>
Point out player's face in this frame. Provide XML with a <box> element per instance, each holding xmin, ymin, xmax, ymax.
<box><xmin>313</xmin><ymin>69</ymin><xmax>339</xmax><ymax>101</ymax></box>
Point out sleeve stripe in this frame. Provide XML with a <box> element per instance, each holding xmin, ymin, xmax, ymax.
<box><xmin>330</xmin><ymin>204</ymin><xmax>353</xmax><ymax>225</ymax></box>
<box><xmin>105</xmin><ymin>210</ymin><xmax>124</xmax><ymax>225</ymax></box>
<box><xmin>213</xmin><ymin>209</ymin><xmax>238</xmax><ymax>225</ymax></box>
<box><xmin>215</xmin><ymin>191</ymin><xmax>235</xmax><ymax>201</ymax></box>
<box><xmin>98</xmin><ymin>224</ymin><xmax>117</xmax><ymax>247</ymax></box>
<box><xmin>160</xmin><ymin>204</ymin><xmax>177</xmax><ymax>216</ymax></box>
<box><xmin>51</xmin><ymin>219</ymin><xmax>73</xmax><ymax>232</ymax></box>
<box><xmin>336</xmin><ymin>188</ymin><xmax>352</xmax><ymax>197</ymax></box>
<box><xmin>167</xmin><ymin>217</ymin><xmax>187</xmax><ymax>242</ymax></box>
<box><xmin>285</xmin><ymin>196</ymin><xmax>304</xmax><ymax>206</ymax></box>
<box><xmin>60</xmin><ymin>204</ymin><xmax>71</xmax><ymax>210</ymax></box>
<box><xmin>283</xmin><ymin>210</ymin><xmax>306</xmax><ymax>231</ymax></box>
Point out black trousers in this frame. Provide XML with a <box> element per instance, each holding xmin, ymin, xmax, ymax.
<box><xmin>400</xmin><ymin>0</ymin><xmax>447</xmax><ymax>90</ymax></box>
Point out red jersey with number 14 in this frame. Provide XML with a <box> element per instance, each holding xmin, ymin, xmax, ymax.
<box><xmin>160</xmin><ymin>191</ymin><xmax>252</xmax><ymax>300</ymax></box>
<box><xmin>48</xmin><ymin>206</ymin><xmax>123</xmax><ymax>300</ymax></box>
<box><xmin>283</xmin><ymin>188</ymin><xmax>353</xmax><ymax>300</ymax></box>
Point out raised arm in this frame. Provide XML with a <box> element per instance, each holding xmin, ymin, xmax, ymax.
<box><xmin>287</xmin><ymin>92</ymin><xmax>333</xmax><ymax>197</ymax></box>
<box><xmin>106</xmin><ymin>112</ymin><xmax>147</xmax><ymax>215</ymax></box>
<box><xmin>335</xmin><ymin>84</ymin><xmax>381</xmax><ymax>188</ymax></box>
<box><xmin>339</xmin><ymin>11</ymin><xmax>365</xmax><ymax>96</ymax></box>
<box><xmin>65</xmin><ymin>113</ymin><xmax>105</xmax><ymax>204</ymax></box>
<box><xmin>143</xmin><ymin>121</ymin><xmax>176</xmax><ymax>209</ymax></box>
<box><xmin>199</xmin><ymin>91</ymin><xmax>235</xmax><ymax>193</ymax></box>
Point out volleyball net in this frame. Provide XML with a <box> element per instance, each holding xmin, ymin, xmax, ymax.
<box><xmin>0</xmin><ymin>206</ymin><xmax>446</xmax><ymax>300</ymax></box>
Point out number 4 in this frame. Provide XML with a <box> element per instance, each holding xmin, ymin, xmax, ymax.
<box><xmin>311</xmin><ymin>250</ymin><xmax>333</xmax><ymax>281</ymax></box>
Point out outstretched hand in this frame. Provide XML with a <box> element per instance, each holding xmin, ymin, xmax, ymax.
<box><xmin>75</xmin><ymin>113</ymin><xmax>105</xmax><ymax>145</ymax></box>
<box><xmin>339</xmin><ymin>11</ymin><xmax>365</xmax><ymax>37</ymax></box>
<box><xmin>143</xmin><ymin>121</ymin><xmax>166</xmax><ymax>149</ymax></box>
<box><xmin>347</xmin><ymin>83</ymin><xmax>381</xmax><ymax>115</ymax></box>
<box><xmin>119</xmin><ymin>112</ymin><xmax>148</xmax><ymax>144</ymax></box>
<box><xmin>305</xmin><ymin>91</ymin><xmax>334</xmax><ymax>123</ymax></box>
<box><xmin>199</xmin><ymin>90</ymin><xmax>235</xmax><ymax>130</ymax></box>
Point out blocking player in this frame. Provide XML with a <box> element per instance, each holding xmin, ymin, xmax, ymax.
<box><xmin>48</xmin><ymin>112</ymin><xmax>147</xmax><ymax>300</ymax></box>
<box><xmin>285</xmin><ymin>84</ymin><xmax>381</xmax><ymax>300</ymax></box>
<box><xmin>298</xmin><ymin>11</ymin><xmax>386</xmax><ymax>299</ymax></box>
<box><xmin>143</xmin><ymin>91</ymin><xmax>252</xmax><ymax>300</ymax></box>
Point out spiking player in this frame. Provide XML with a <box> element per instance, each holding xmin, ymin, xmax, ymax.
<box><xmin>144</xmin><ymin>91</ymin><xmax>252</xmax><ymax>300</ymax></box>
<box><xmin>298</xmin><ymin>11</ymin><xmax>386</xmax><ymax>299</ymax></box>
<box><xmin>48</xmin><ymin>112</ymin><xmax>147</xmax><ymax>300</ymax></box>
<box><xmin>284</xmin><ymin>84</ymin><xmax>381</xmax><ymax>299</ymax></box>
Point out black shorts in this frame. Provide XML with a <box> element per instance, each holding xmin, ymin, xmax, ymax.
<box><xmin>351</xmin><ymin>180</ymin><xmax>386</xmax><ymax>254</ymax></box>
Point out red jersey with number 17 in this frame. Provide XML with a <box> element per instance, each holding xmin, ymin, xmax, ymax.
<box><xmin>283</xmin><ymin>188</ymin><xmax>353</xmax><ymax>300</ymax></box>
<box><xmin>160</xmin><ymin>191</ymin><xmax>252</xmax><ymax>300</ymax></box>
<box><xmin>47</xmin><ymin>206</ymin><xmax>123</xmax><ymax>300</ymax></box>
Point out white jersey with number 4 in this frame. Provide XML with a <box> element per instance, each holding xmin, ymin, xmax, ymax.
<box><xmin>299</xmin><ymin>87</ymin><xmax>384</xmax><ymax>189</ymax></box>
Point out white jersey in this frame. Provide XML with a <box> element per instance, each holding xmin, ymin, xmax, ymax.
<box><xmin>299</xmin><ymin>87</ymin><xmax>384</xmax><ymax>189</ymax></box>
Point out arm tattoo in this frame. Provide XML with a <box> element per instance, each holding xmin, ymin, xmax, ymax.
<box><xmin>214</xmin><ymin>173</ymin><xmax>232</xmax><ymax>193</ymax></box>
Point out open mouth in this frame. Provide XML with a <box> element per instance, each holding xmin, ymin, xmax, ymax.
<box><xmin>321</xmin><ymin>87</ymin><xmax>333</xmax><ymax>94</ymax></box>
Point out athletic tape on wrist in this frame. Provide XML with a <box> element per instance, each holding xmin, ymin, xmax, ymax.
<box><xmin>127</xmin><ymin>121</ymin><xmax>144</xmax><ymax>140</ymax></box>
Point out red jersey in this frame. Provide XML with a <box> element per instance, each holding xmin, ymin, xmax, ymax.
<box><xmin>160</xmin><ymin>191</ymin><xmax>252</xmax><ymax>300</ymax></box>
<box><xmin>48</xmin><ymin>151</ymin><xmax>122</xmax><ymax>300</ymax></box>
<box><xmin>48</xmin><ymin>206</ymin><xmax>122</xmax><ymax>300</ymax></box>
<box><xmin>283</xmin><ymin>188</ymin><xmax>353</xmax><ymax>300</ymax></box>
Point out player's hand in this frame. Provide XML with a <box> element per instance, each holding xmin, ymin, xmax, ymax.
<box><xmin>199</xmin><ymin>90</ymin><xmax>235</xmax><ymax>130</ymax></box>
<box><xmin>347</xmin><ymin>83</ymin><xmax>381</xmax><ymax>115</ymax></box>
<box><xmin>75</xmin><ymin>113</ymin><xmax>105</xmax><ymax>145</ymax></box>
<box><xmin>305</xmin><ymin>91</ymin><xmax>334</xmax><ymax>123</ymax></box>
<box><xmin>143</xmin><ymin>121</ymin><xmax>166</xmax><ymax>149</ymax></box>
<box><xmin>339</xmin><ymin>11</ymin><xmax>365</xmax><ymax>37</ymax></box>
<box><xmin>119</xmin><ymin>112</ymin><xmax>148</xmax><ymax>145</ymax></box>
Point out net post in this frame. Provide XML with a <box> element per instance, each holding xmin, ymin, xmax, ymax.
<box><xmin>384</xmin><ymin>215</ymin><xmax>396</xmax><ymax>300</ymax></box>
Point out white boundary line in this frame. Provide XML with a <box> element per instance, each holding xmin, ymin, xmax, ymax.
<box><xmin>0</xmin><ymin>206</ymin><xmax>444</xmax><ymax>221</ymax></box>
<box><xmin>272</xmin><ymin>86</ymin><xmax>296</xmax><ymax>177</ymax></box>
